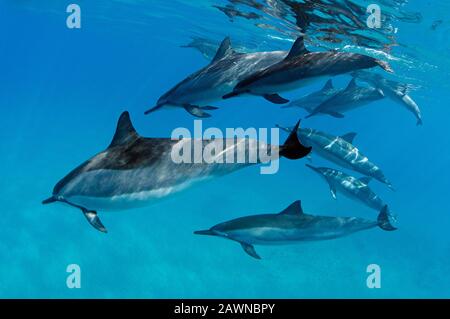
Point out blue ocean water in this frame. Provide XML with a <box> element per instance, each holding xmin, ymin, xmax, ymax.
<box><xmin>1</xmin><ymin>0</ymin><xmax>450</xmax><ymax>298</ymax></box>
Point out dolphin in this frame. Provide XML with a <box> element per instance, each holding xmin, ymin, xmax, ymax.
<box><xmin>282</xmin><ymin>79</ymin><xmax>339</xmax><ymax>112</ymax></box>
<box><xmin>276</xmin><ymin>125</ymin><xmax>393</xmax><ymax>189</ymax></box>
<box><xmin>146</xmin><ymin>37</ymin><xmax>288</xmax><ymax>118</ymax></box>
<box><xmin>194</xmin><ymin>200</ymin><xmax>396</xmax><ymax>259</ymax></box>
<box><xmin>181</xmin><ymin>36</ymin><xmax>251</xmax><ymax>61</ymax></box>
<box><xmin>180</xmin><ymin>36</ymin><xmax>219</xmax><ymax>60</ymax></box>
<box><xmin>222</xmin><ymin>37</ymin><xmax>393</xmax><ymax>104</ymax></box>
<box><xmin>305</xmin><ymin>78</ymin><xmax>385</xmax><ymax>118</ymax></box>
<box><xmin>42</xmin><ymin>112</ymin><xmax>311</xmax><ymax>233</ymax></box>
<box><xmin>213</xmin><ymin>4</ymin><xmax>261</xmax><ymax>21</ymax></box>
<box><xmin>305</xmin><ymin>164</ymin><xmax>389</xmax><ymax>213</ymax></box>
<box><xmin>352</xmin><ymin>70</ymin><xmax>423</xmax><ymax>125</ymax></box>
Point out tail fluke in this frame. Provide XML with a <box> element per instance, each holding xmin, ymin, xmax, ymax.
<box><xmin>279</xmin><ymin>120</ymin><xmax>312</xmax><ymax>160</ymax></box>
<box><xmin>377</xmin><ymin>205</ymin><xmax>397</xmax><ymax>231</ymax></box>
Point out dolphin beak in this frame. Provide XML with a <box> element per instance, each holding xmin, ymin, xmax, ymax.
<box><xmin>305</xmin><ymin>163</ymin><xmax>320</xmax><ymax>174</ymax></box>
<box><xmin>42</xmin><ymin>196</ymin><xmax>57</xmax><ymax>205</ymax></box>
<box><xmin>144</xmin><ymin>104</ymin><xmax>164</xmax><ymax>115</ymax></box>
<box><xmin>194</xmin><ymin>229</ymin><xmax>217</xmax><ymax>236</ymax></box>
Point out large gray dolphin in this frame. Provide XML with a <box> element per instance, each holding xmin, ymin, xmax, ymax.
<box><xmin>195</xmin><ymin>200</ymin><xmax>396</xmax><ymax>259</ymax></box>
<box><xmin>222</xmin><ymin>37</ymin><xmax>393</xmax><ymax>104</ymax></box>
<box><xmin>352</xmin><ymin>70</ymin><xmax>423</xmax><ymax>125</ymax></box>
<box><xmin>305</xmin><ymin>164</ymin><xmax>389</xmax><ymax>214</ymax></box>
<box><xmin>276</xmin><ymin>125</ymin><xmax>393</xmax><ymax>189</ymax></box>
<box><xmin>305</xmin><ymin>78</ymin><xmax>384</xmax><ymax>118</ymax></box>
<box><xmin>282</xmin><ymin>79</ymin><xmax>339</xmax><ymax>112</ymax></box>
<box><xmin>42</xmin><ymin>112</ymin><xmax>311</xmax><ymax>233</ymax></box>
<box><xmin>146</xmin><ymin>37</ymin><xmax>287</xmax><ymax>118</ymax></box>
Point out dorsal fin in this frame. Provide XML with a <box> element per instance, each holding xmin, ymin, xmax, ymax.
<box><xmin>322</xmin><ymin>79</ymin><xmax>333</xmax><ymax>91</ymax></box>
<box><xmin>285</xmin><ymin>37</ymin><xmax>309</xmax><ymax>60</ymax></box>
<box><xmin>109</xmin><ymin>111</ymin><xmax>139</xmax><ymax>148</ymax></box>
<box><xmin>279</xmin><ymin>200</ymin><xmax>304</xmax><ymax>215</ymax></box>
<box><xmin>345</xmin><ymin>78</ymin><xmax>358</xmax><ymax>90</ymax></box>
<box><xmin>211</xmin><ymin>37</ymin><xmax>234</xmax><ymax>63</ymax></box>
<box><xmin>340</xmin><ymin>132</ymin><xmax>357</xmax><ymax>144</ymax></box>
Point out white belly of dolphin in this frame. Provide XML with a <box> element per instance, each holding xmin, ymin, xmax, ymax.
<box><xmin>66</xmin><ymin>183</ymin><xmax>191</xmax><ymax>211</ymax></box>
<box><xmin>228</xmin><ymin>226</ymin><xmax>352</xmax><ymax>245</ymax></box>
<box><xmin>59</xmin><ymin>167</ymin><xmax>212</xmax><ymax>211</ymax></box>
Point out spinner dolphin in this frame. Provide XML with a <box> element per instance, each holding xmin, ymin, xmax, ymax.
<box><xmin>146</xmin><ymin>37</ymin><xmax>287</xmax><ymax>117</ymax></box>
<box><xmin>195</xmin><ymin>200</ymin><xmax>396</xmax><ymax>259</ymax></box>
<box><xmin>43</xmin><ymin>112</ymin><xmax>311</xmax><ymax>232</ymax></box>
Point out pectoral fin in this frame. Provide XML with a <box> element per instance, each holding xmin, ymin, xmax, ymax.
<box><xmin>263</xmin><ymin>94</ymin><xmax>290</xmax><ymax>104</ymax></box>
<box><xmin>200</xmin><ymin>106</ymin><xmax>219</xmax><ymax>110</ymax></box>
<box><xmin>56</xmin><ymin>198</ymin><xmax>108</xmax><ymax>233</ymax></box>
<box><xmin>82</xmin><ymin>210</ymin><xmax>107</xmax><ymax>233</ymax></box>
<box><xmin>240</xmin><ymin>242</ymin><xmax>261</xmax><ymax>259</ymax></box>
<box><xmin>183</xmin><ymin>104</ymin><xmax>212</xmax><ymax>118</ymax></box>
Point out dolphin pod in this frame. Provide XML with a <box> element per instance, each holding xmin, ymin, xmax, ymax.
<box><xmin>42</xmin><ymin>31</ymin><xmax>404</xmax><ymax>260</ymax></box>
<box><xmin>42</xmin><ymin>112</ymin><xmax>311</xmax><ymax>233</ymax></box>
<box><xmin>195</xmin><ymin>200</ymin><xmax>396</xmax><ymax>259</ymax></box>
